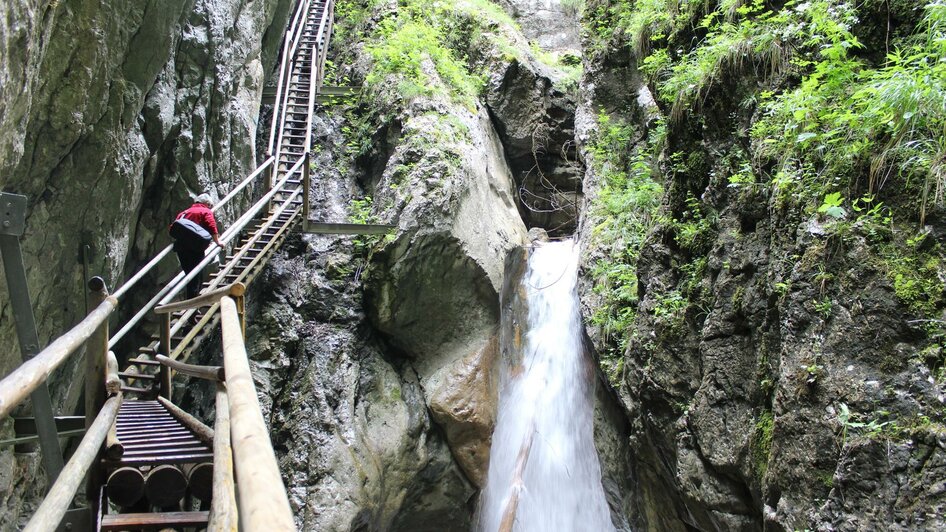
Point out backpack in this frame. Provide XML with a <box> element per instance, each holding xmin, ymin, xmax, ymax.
<box><xmin>169</xmin><ymin>218</ymin><xmax>212</xmax><ymax>252</ymax></box>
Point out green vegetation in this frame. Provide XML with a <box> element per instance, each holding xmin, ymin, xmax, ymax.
<box><xmin>581</xmin><ymin>0</ymin><xmax>946</xmax><ymax>379</ymax></box>
<box><xmin>366</xmin><ymin>17</ymin><xmax>486</xmax><ymax>108</ymax></box>
<box><xmin>881</xmin><ymin>241</ymin><xmax>944</xmax><ymax>316</ymax></box>
<box><xmin>587</xmin><ymin>113</ymin><xmax>664</xmax><ymax>376</ymax></box>
<box><xmin>587</xmin><ymin>0</ymin><xmax>946</xmax><ymax>222</ymax></box>
<box><xmin>348</xmin><ymin>196</ymin><xmax>384</xmax><ymax>260</ymax></box>
<box><xmin>750</xmin><ymin>410</ymin><xmax>774</xmax><ymax>479</ymax></box>
<box><xmin>337</xmin><ymin>0</ymin><xmax>582</xmax><ymax>109</ymax></box>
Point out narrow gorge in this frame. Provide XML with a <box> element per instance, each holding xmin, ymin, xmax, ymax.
<box><xmin>1</xmin><ymin>0</ymin><xmax>945</xmax><ymax>530</ymax></box>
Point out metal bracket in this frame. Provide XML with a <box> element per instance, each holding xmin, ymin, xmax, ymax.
<box><xmin>0</xmin><ymin>190</ymin><xmax>64</xmax><ymax>484</ymax></box>
<box><xmin>0</xmin><ymin>192</ymin><xmax>27</xmax><ymax>236</ymax></box>
<box><xmin>301</xmin><ymin>221</ymin><xmax>396</xmax><ymax>235</ymax></box>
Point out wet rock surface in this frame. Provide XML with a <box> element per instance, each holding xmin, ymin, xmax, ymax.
<box><xmin>575</xmin><ymin>5</ymin><xmax>946</xmax><ymax>531</ymax></box>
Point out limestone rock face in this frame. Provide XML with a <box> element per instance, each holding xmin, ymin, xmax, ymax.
<box><xmin>359</xmin><ymin>96</ymin><xmax>529</xmax><ymax>510</ymax></box>
<box><xmin>494</xmin><ymin>0</ymin><xmax>581</xmax><ymax>51</ymax></box>
<box><xmin>364</xmin><ymin>104</ymin><xmax>528</xmax><ymax>375</ymax></box>
<box><xmin>246</xmin><ymin>107</ymin><xmax>496</xmax><ymax>530</ymax></box>
<box><xmin>427</xmin><ymin>336</ymin><xmax>499</xmax><ymax>488</ymax></box>
<box><xmin>0</xmin><ymin>0</ymin><xmax>290</xmax><ymax>525</ymax></box>
<box><xmin>576</xmin><ymin>4</ymin><xmax>946</xmax><ymax>531</ymax></box>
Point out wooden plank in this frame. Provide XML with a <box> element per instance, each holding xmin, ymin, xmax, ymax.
<box><xmin>221</xmin><ymin>296</ymin><xmax>295</xmax><ymax>530</ymax></box>
<box><xmin>118</xmin><ymin>438</ymin><xmax>203</xmax><ymax>452</ymax></box>
<box><xmin>115</xmin><ymin>428</ymin><xmax>192</xmax><ymax>439</ymax></box>
<box><xmin>119</xmin><ymin>386</ymin><xmax>152</xmax><ymax>394</ymax></box>
<box><xmin>121</xmin><ymin>445</ymin><xmax>209</xmax><ymax>457</ymax></box>
<box><xmin>115</xmin><ymin>424</ymin><xmax>182</xmax><ymax>434</ymax></box>
<box><xmin>116</xmin><ymin>413</ymin><xmax>172</xmax><ymax>420</ymax></box>
<box><xmin>100</xmin><ymin>511</ymin><xmax>209</xmax><ymax>531</ymax></box>
<box><xmin>115</xmin><ymin>419</ymin><xmax>178</xmax><ymax>427</ymax></box>
<box><xmin>118</xmin><ymin>401</ymin><xmax>161</xmax><ymax>409</ymax></box>
<box><xmin>122</xmin><ymin>435</ymin><xmax>201</xmax><ymax>446</ymax></box>
<box><xmin>118</xmin><ymin>372</ymin><xmax>155</xmax><ymax>380</ymax></box>
<box><xmin>128</xmin><ymin>358</ymin><xmax>160</xmax><ymax>366</ymax></box>
<box><xmin>117</xmin><ymin>424</ymin><xmax>190</xmax><ymax>438</ymax></box>
<box><xmin>106</xmin><ymin>452</ymin><xmax>214</xmax><ymax>467</ymax></box>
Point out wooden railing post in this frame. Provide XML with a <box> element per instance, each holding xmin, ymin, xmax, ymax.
<box><xmin>237</xmin><ymin>294</ymin><xmax>246</xmax><ymax>338</ymax></box>
<box><xmin>209</xmin><ymin>383</ymin><xmax>237</xmax><ymax>531</ymax></box>
<box><xmin>85</xmin><ymin>276</ymin><xmax>109</xmax><ymax>529</ymax></box>
<box><xmin>159</xmin><ymin>313</ymin><xmax>172</xmax><ymax>400</ymax></box>
<box><xmin>85</xmin><ymin>277</ymin><xmax>110</xmax><ymax>425</ymax></box>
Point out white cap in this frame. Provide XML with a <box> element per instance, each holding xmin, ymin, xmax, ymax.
<box><xmin>195</xmin><ymin>193</ymin><xmax>213</xmax><ymax>206</ymax></box>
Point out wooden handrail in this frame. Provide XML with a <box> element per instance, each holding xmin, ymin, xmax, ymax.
<box><xmin>209</xmin><ymin>383</ymin><xmax>238</xmax><ymax>531</ymax></box>
<box><xmin>0</xmin><ymin>295</ymin><xmax>117</xmax><ymax>418</ymax></box>
<box><xmin>158</xmin><ymin>158</ymin><xmax>304</xmax><ymax>310</ymax></box>
<box><xmin>156</xmin><ymin>355</ymin><xmax>225</xmax><ymax>382</ymax></box>
<box><xmin>157</xmin><ymin>396</ymin><xmax>214</xmax><ymax>445</ymax></box>
<box><xmin>220</xmin><ymin>296</ymin><xmax>295</xmax><ymax>531</ymax></box>
<box><xmin>154</xmin><ymin>282</ymin><xmax>246</xmax><ymax>314</ymax></box>
<box><xmin>23</xmin><ymin>394</ymin><xmax>122</xmax><ymax>532</ymax></box>
<box><xmin>105</xmin><ymin>351</ymin><xmax>121</xmax><ymax>395</ymax></box>
<box><xmin>111</xmin><ymin>157</ymin><xmax>273</xmax><ymax>302</ymax></box>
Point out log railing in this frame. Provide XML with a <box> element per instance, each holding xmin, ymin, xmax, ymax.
<box><xmin>219</xmin><ymin>296</ymin><xmax>295</xmax><ymax>530</ymax></box>
<box><xmin>23</xmin><ymin>394</ymin><xmax>123</xmax><ymax>532</ymax></box>
<box><xmin>0</xmin><ymin>283</ymin><xmax>117</xmax><ymax>418</ymax></box>
<box><xmin>14</xmin><ymin>279</ymin><xmax>124</xmax><ymax>531</ymax></box>
<box><xmin>0</xmin><ymin>0</ymin><xmax>332</xmax><ymax>527</ymax></box>
<box><xmin>147</xmin><ymin>286</ymin><xmax>295</xmax><ymax>530</ymax></box>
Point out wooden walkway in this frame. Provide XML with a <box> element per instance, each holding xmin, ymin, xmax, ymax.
<box><xmin>0</xmin><ymin>0</ymin><xmax>337</xmax><ymax>530</ymax></box>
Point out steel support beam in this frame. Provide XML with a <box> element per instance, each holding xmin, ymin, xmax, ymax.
<box><xmin>0</xmin><ymin>191</ymin><xmax>64</xmax><ymax>485</ymax></box>
<box><xmin>301</xmin><ymin>221</ymin><xmax>396</xmax><ymax>235</ymax></box>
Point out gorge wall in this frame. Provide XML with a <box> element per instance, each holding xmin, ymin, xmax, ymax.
<box><xmin>0</xmin><ymin>0</ymin><xmax>291</xmax><ymax>524</ymax></box>
<box><xmin>577</xmin><ymin>0</ymin><xmax>946</xmax><ymax>530</ymax></box>
<box><xmin>3</xmin><ymin>0</ymin><xmax>944</xmax><ymax>530</ymax></box>
<box><xmin>242</xmin><ymin>0</ymin><xmax>647</xmax><ymax>528</ymax></box>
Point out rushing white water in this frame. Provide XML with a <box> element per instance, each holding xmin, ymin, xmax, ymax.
<box><xmin>479</xmin><ymin>239</ymin><xmax>616</xmax><ymax>532</ymax></box>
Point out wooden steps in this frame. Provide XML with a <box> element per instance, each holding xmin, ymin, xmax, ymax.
<box><xmin>100</xmin><ymin>511</ymin><xmax>209</xmax><ymax>531</ymax></box>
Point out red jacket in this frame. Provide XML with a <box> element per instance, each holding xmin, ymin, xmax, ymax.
<box><xmin>175</xmin><ymin>203</ymin><xmax>219</xmax><ymax>235</ymax></box>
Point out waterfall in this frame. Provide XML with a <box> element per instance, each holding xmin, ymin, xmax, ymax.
<box><xmin>479</xmin><ymin>240</ymin><xmax>616</xmax><ymax>532</ymax></box>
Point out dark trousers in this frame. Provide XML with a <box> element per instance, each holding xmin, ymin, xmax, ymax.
<box><xmin>175</xmin><ymin>244</ymin><xmax>204</xmax><ymax>299</ymax></box>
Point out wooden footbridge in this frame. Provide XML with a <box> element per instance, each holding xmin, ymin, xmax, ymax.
<box><xmin>0</xmin><ymin>0</ymin><xmax>389</xmax><ymax>529</ymax></box>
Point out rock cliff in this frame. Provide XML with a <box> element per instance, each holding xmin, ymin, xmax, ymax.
<box><xmin>577</xmin><ymin>0</ymin><xmax>946</xmax><ymax>529</ymax></box>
